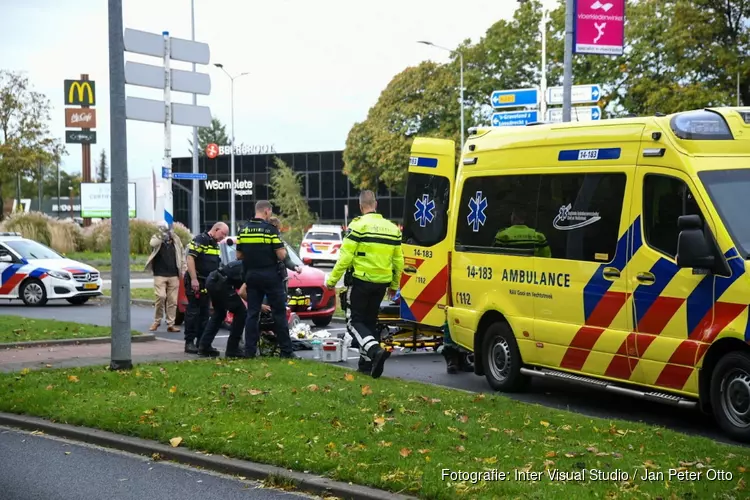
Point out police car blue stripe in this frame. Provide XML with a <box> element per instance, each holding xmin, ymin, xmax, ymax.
<box><xmin>558</xmin><ymin>148</ymin><xmax>621</xmax><ymax>162</ymax></box>
<box><xmin>29</xmin><ymin>268</ymin><xmax>50</xmax><ymax>279</ymax></box>
<box><xmin>1</xmin><ymin>264</ymin><xmax>23</xmax><ymax>284</ymax></box>
<box><xmin>409</xmin><ymin>157</ymin><xmax>438</xmax><ymax>168</ymax></box>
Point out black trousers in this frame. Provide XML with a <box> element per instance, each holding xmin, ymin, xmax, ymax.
<box><xmin>200</xmin><ymin>289</ymin><xmax>246</xmax><ymax>351</ymax></box>
<box><xmin>184</xmin><ymin>276</ymin><xmax>210</xmax><ymax>344</ymax></box>
<box><xmin>244</xmin><ymin>268</ymin><xmax>293</xmax><ymax>356</ymax></box>
<box><xmin>346</xmin><ymin>278</ymin><xmax>388</xmax><ymax>365</ymax></box>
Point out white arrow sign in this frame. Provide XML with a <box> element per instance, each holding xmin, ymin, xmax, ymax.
<box><xmin>124</xmin><ymin>28</ymin><xmax>210</xmax><ymax>64</ymax></box>
<box><xmin>546</xmin><ymin>106</ymin><xmax>602</xmax><ymax>123</ymax></box>
<box><xmin>125</xmin><ymin>62</ymin><xmax>211</xmax><ymax>95</ymax></box>
<box><xmin>126</xmin><ymin>97</ymin><xmax>212</xmax><ymax>127</ymax></box>
<box><xmin>546</xmin><ymin>84</ymin><xmax>601</xmax><ymax>105</ymax></box>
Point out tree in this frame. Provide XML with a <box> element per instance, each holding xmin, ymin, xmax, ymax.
<box><xmin>96</xmin><ymin>149</ymin><xmax>108</xmax><ymax>183</ymax></box>
<box><xmin>269</xmin><ymin>157</ymin><xmax>316</xmax><ymax>248</ymax></box>
<box><xmin>187</xmin><ymin>118</ymin><xmax>229</xmax><ymax>156</ymax></box>
<box><xmin>0</xmin><ymin>70</ymin><xmax>64</xmax><ymax>217</ymax></box>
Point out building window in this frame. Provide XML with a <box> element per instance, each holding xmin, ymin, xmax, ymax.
<box><xmin>308</xmin><ymin>153</ymin><xmax>321</xmax><ymax>172</ymax></box>
<box><xmin>321</xmin><ymin>152</ymin><xmax>335</xmax><ymax>171</ymax></box>
<box><xmin>293</xmin><ymin>153</ymin><xmax>307</xmax><ymax>172</ymax></box>
<box><xmin>309</xmin><ymin>200</ymin><xmax>321</xmax><ymax>218</ymax></box>
<box><xmin>321</xmin><ymin>172</ymin><xmax>334</xmax><ymax>198</ymax></box>
<box><xmin>322</xmin><ymin>200</ymin><xmax>334</xmax><ymax>220</ymax></box>
<box><xmin>334</xmin><ymin>172</ymin><xmax>348</xmax><ymax>199</ymax></box>
<box><xmin>308</xmin><ymin>173</ymin><xmax>320</xmax><ymax>198</ymax></box>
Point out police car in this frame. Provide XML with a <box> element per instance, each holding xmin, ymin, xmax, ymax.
<box><xmin>299</xmin><ymin>225</ymin><xmax>343</xmax><ymax>266</ymax></box>
<box><xmin>0</xmin><ymin>232</ymin><xmax>102</xmax><ymax>306</ymax></box>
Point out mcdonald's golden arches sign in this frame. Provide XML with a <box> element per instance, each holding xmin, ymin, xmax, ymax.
<box><xmin>64</xmin><ymin>80</ymin><xmax>95</xmax><ymax>106</ymax></box>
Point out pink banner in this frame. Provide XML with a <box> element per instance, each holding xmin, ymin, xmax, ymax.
<box><xmin>574</xmin><ymin>0</ymin><xmax>625</xmax><ymax>55</ymax></box>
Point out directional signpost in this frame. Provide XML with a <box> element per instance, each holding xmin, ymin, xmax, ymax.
<box><xmin>491</xmin><ymin>88</ymin><xmax>539</xmax><ymax>109</ymax></box>
<box><xmin>172</xmin><ymin>172</ymin><xmax>208</xmax><ymax>180</ymax></box>
<box><xmin>492</xmin><ymin>110</ymin><xmax>539</xmax><ymax>127</ymax></box>
<box><xmin>123</xmin><ymin>28</ymin><xmax>212</xmax><ymax>228</ymax></box>
<box><xmin>546</xmin><ymin>106</ymin><xmax>601</xmax><ymax>123</ymax></box>
<box><xmin>547</xmin><ymin>84</ymin><xmax>601</xmax><ymax>106</ymax></box>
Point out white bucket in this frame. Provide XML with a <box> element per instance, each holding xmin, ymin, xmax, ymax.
<box><xmin>321</xmin><ymin>338</ymin><xmax>345</xmax><ymax>363</ymax></box>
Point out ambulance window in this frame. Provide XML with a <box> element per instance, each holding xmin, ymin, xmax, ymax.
<box><xmin>643</xmin><ymin>175</ymin><xmax>703</xmax><ymax>259</ymax></box>
<box><xmin>536</xmin><ymin>173</ymin><xmax>626</xmax><ymax>262</ymax></box>
<box><xmin>402</xmin><ymin>173</ymin><xmax>450</xmax><ymax>247</ymax></box>
<box><xmin>699</xmin><ymin>169</ymin><xmax>750</xmax><ymax>257</ymax></box>
<box><xmin>455</xmin><ymin>175</ymin><xmax>541</xmax><ymax>255</ymax></box>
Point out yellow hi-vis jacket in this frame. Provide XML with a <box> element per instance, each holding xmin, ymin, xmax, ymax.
<box><xmin>326</xmin><ymin>212</ymin><xmax>404</xmax><ymax>290</ymax></box>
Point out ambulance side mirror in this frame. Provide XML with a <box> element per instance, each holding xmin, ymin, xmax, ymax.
<box><xmin>676</xmin><ymin>215</ymin><xmax>715</xmax><ymax>271</ymax></box>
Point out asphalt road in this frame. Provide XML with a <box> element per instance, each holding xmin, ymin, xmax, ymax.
<box><xmin>0</xmin><ymin>426</ymin><xmax>312</xmax><ymax>500</ymax></box>
<box><xmin>0</xmin><ymin>300</ymin><xmax>746</xmax><ymax>448</ymax></box>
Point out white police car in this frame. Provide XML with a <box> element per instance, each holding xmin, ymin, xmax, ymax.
<box><xmin>299</xmin><ymin>225</ymin><xmax>343</xmax><ymax>267</ymax></box>
<box><xmin>0</xmin><ymin>232</ymin><xmax>102</xmax><ymax>306</ymax></box>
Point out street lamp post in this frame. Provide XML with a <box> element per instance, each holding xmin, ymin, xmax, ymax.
<box><xmin>213</xmin><ymin>64</ymin><xmax>249</xmax><ymax>236</ymax></box>
<box><xmin>417</xmin><ymin>41</ymin><xmax>464</xmax><ymax>152</ymax></box>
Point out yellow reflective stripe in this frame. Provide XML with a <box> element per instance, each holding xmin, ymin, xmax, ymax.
<box><xmin>203</xmin><ymin>248</ymin><xmax>220</xmax><ymax>255</ymax></box>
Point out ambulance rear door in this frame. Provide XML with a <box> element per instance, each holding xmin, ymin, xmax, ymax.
<box><xmin>399</xmin><ymin>138</ymin><xmax>456</xmax><ymax>327</ymax></box>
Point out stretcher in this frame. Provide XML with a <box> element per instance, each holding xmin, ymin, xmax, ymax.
<box><xmin>375</xmin><ymin>292</ymin><xmax>444</xmax><ymax>352</ymax></box>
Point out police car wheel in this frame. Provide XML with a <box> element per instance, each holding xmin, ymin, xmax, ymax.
<box><xmin>312</xmin><ymin>316</ymin><xmax>332</xmax><ymax>328</ymax></box>
<box><xmin>710</xmin><ymin>352</ymin><xmax>750</xmax><ymax>442</ymax></box>
<box><xmin>66</xmin><ymin>296</ymin><xmax>89</xmax><ymax>305</ymax></box>
<box><xmin>481</xmin><ymin>322</ymin><xmax>528</xmax><ymax>392</ymax></box>
<box><xmin>20</xmin><ymin>279</ymin><xmax>48</xmax><ymax>307</ymax></box>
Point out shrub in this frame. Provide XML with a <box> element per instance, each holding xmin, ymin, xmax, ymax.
<box><xmin>49</xmin><ymin>219</ymin><xmax>84</xmax><ymax>254</ymax></box>
<box><xmin>82</xmin><ymin>219</ymin><xmax>112</xmax><ymax>253</ymax></box>
<box><xmin>0</xmin><ymin>211</ymin><xmax>53</xmax><ymax>246</ymax></box>
<box><xmin>129</xmin><ymin>219</ymin><xmax>159</xmax><ymax>255</ymax></box>
<box><xmin>172</xmin><ymin>221</ymin><xmax>193</xmax><ymax>247</ymax></box>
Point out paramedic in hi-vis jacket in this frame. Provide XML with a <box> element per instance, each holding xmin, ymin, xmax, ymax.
<box><xmin>326</xmin><ymin>190</ymin><xmax>404</xmax><ymax>379</ymax></box>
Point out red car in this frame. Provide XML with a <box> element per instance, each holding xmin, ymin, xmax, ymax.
<box><xmin>175</xmin><ymin>237</ymin><xmax>336</xmax><ymax>328</ymax></box>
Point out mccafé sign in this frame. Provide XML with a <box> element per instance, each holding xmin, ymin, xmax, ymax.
<box><xmin>65</xmin><ymin>108</ymin><xmax>97</xmax><ymax>128</ymax></box>
<box><xmin>204</xmin><ymin>179</ymin><xmax>254</xmax><ymax>196</ymax></box>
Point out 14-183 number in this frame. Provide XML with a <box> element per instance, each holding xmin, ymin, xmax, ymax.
<box><xmin>466</xmin><ymin>265</ymin><xmax>493</xmax><ymax>280</ymax></box>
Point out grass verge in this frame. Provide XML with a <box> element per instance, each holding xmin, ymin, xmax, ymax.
<box><xmin>0</xmin><ymin>359</ymin><xmax>747</xmax><ymax>499</ymax></box>
<box><xmin>0</xmin><ymin>316</ymin><xmax>141</xmax><ymax>343</ymax></box>
<box><xmin>102</xmin><ymin>288</ymin><xmax>154</xmax><ymax>301</ymax></box>
<box><xmin>64</xmin><ymin>252</ymin><xmax>148</xmax><ymax>272</ymax></box>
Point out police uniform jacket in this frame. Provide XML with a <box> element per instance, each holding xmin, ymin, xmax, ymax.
<box><xmin>237</xmin><ymin>218</ymin><xmax>284</xmax><ymax>278</ymax></box>
<box><xmin>187</xmin><ymin>231</ymin><xmax>221</xmax><ymax>280</ymax></box>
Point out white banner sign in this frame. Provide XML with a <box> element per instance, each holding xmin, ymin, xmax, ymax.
<box><xmin>80</xmin><ymin>183</ymin><xmax>137</xmax><ymax>218</ymax></box>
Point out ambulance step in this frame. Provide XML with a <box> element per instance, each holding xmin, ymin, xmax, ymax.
<box><xmin>519</xmin><ymin>368</ymin><xmax>697</xmax><ymax>409</ymax></box>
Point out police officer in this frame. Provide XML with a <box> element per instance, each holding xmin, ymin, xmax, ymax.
<box><xmin>326</xmin><ymin>190</ymin><xmax>404</xmax><ymax>379</ymax></box>
<box><xmin>236</xmin><ymin>200</ymin><xmax>296</xmax><ymax>359</ymax></box>
<box><xmin>184</xmin><ymin>222</ymin><xmax>229</xmax><ymax>354</ymax></box>
<box><xmin>198</xmin><ymin>255</ymin><xmax>248</xmax><ymax>358</ymax></box>
<box><xmin>494</xmin><ymin>208</ymin><xmax>551</xmax><ymax>257</ymax></box>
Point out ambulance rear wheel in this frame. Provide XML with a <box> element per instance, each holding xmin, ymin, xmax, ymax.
<box><xmin>710</xmin><ymin>351</ymin><xmax>750</xmax><ymax>442</ymax></box>
<box><xmin>20</xmin><ymin>279</ymin><xmax>47</xmax><ymax>307</ymax></box>
<box><xmin>482</xmin><ymin>322</ymin><xmax>528</xmax><ymax>392</ymax></box>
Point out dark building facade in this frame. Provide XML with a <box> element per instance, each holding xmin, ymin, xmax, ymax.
<box><xmin>171</xmin><ymin>150</ymin><xmax>402</xmax><ymax>232</ymax></box>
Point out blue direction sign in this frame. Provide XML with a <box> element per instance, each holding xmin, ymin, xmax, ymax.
<box><xmin>161</xmin><ymin>167</ymin><xmax>171</xmax><ymax>179</ymax></box>
<box><xmin>172</xmin><ymin>172</ymin><xmax>208</xmax><ymax>180</ymax></box>
<box><xmin>491</xmin><ymin>88</ymin><xmax>539</xmax><ymax>109</ymax></box>
<box><xmin>492</xmin><ymin>110</ymin><xmax>539</xmax><ymax>127</ymax></box>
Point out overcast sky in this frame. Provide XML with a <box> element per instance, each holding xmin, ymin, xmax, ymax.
<box><xmin>0</xmin><ymin>0</ymin><xmax>525</xmax><ymax>178</ymax></box>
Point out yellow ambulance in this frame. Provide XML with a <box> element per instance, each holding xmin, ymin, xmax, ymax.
<box><xmin>399</xmin><ymin>107</ymin><xmax>750</xmax><ymax>442</ymax></box>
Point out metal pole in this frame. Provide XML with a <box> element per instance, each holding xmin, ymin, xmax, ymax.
<box><xmin>38</xmin><ymin>159</ymin><xmax>43</xmax><ymax>212</ymax></box>
<box><xmin>562</xmin><ymin>0</ymin><xmax>574</xmax><ymax>122</ymax></box>
<box><xmin>738</xmin><ymin>71</ymin><xmax>741</xmax><ymax>107</ymax></box>
<box><xmin>540</xmin><ymin>10</ymin><xmax>548</xmax><ymax>119</ymax></box>
<box><xmin>459</xmin><ymin>51</ymin><xmax>464</xmax><ymax>152</ymax></box>
<box><xmin>190</xmin><ymin>0</ymin><xmax>200</xmax><ymax>235</ymax></box>
<box><xmin>163</xmin><ymin>32</ymin><xmax>174</xmax><ymax>228</ymax></box>
<box><xmin>107</xmin><ymin>0</ymin><xmax>132</xmax><ymax>370</ymax></box>
<box><xmin>230</xmin><ymin>77</ymin><xmax>236</xmax><ymax>236</ymax></box>
<box><xmin>56</xmin><ymin>161</ymin><xmax>60</xmax><ymax>218</ymax></box>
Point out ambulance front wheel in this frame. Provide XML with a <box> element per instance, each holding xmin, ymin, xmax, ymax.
<box><xmin>482</xmin><ymin>322</ymin><xmax>528</xmax><ymax>392</ymax></box>
<box><xmin>710</xmin><ymin>351</ymin><xmax>750</xmax><ymax>442</ymax></box>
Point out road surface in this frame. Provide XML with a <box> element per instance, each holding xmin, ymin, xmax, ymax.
<box><xmin>0</xmin><ymin>426</ymin><xmax>312</xmax><ymax>500</ymax></box>
<box><xmin>0</xmin><ymin>301</ymin><xmax>745</xmax><ymax>447</ymax></box>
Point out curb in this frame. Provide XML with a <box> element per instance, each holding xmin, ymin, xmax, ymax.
<box><xmin>0</xmin><ymin>334</ymin><xmax>156</xmax><ymax>350</ymax></box>
<box><xmin>95</xmin><ymin>296</ymin><xmax>153</xmax><ymax>307</ymax></box>
<box><xmin>0</xmin><ymin>412</ymin><xmax>415</xmax><ymax>500</ymax></box>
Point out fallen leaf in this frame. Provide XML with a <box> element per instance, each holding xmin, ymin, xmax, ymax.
<box><xmin>561</xmin><ymin>425</ymin><xmax>572</xmax><ymax>431</ymax></box>
<box><xmin>543</xmin><ymin>459</ymin><xmax>555</xmax><ymax>469</ymax></box>
<box><xmin>45</xmin><ymin>364</ymin><xmax>52</xmax><ymax>368</ymax></box>
<box><xmin>399</xmin><ymin>448</ymin><xmax>412</xmax><ymax>458</ymax></box>
<box><xmin>191</xmin><ymin>425</ymin><xmax>201</xmax><ymax>433</ymax></box>
<box><xmin>68</xmin><ymin>375</ymin><xmax>79</xmax><ymax>383</ymax></box>
<box><xmin>643</xmin><ymin>460</ymin><xmax>658</xmax><ymax>469</ymax></box>
<box><xmin>307</xmin><ymin>372</ymin><xmax>316</xmax><ymax>377</ymax></box>
<box><xmin>277</xmin><ymin>443</ymin><xmax>284</xmax><ymax>449</ymax></box>
<box><xmin>30</xmin><ymin>431</ymin><xmax>44</xmax><ymax>436</ymax></box>
<box><xmin>169</xmin><ymin>386</ymin><xmax>177</xmax><ymax>394</ymax></box>
<box><xmin>489</xmin><ymin>428</ymin><xmax>500</xmax><ymax>432</ymax></box>
<box><xmin>738</xmin><ymin>466</ymin><xmax>747</xmax><ymax>473</ymax></box>
<box><xmin>344</xmin><ymin>373</ymin><xmax>355</xmax><ymax>382</ymax></box>
<box><xmin>128</xmin><ymin>391</ymin><xmax>137</xmax><ymax>397</ymax></box>
<box><xmin>361</xmin><ymin>385</ymin><xmax>372</xmax><ymax>396</ymax></box>
<box><xmin>564</xmin><ymin>453</ymin><xmax>577</xmax><ymax>458</ymax></box>
<box><xmin>265</xmin><ymin>372</ymin><xmax>272</xmax><ymax>379</ymax></box>
<box><xmin>458</xmin><ymin>415</ymin><xmax>469</xmax><ymax>424</ymax></box>
<box><xmin>227</xmin><ymin>432</ymin><xmax>236</xmax><ymax>439</ymax></box>
<box><xmin>169</xmin><ymin>437</ymin><xmax>183</xmax><ymax>448</ymax></box>
<box><xmin>307</xmin><ymin>384</ymin><xmax>319</xmax><ymax>392</ymax></box>
<box><xmin>473</xmin><ymin>394</ymin><xmax>485</xmax><ymax>403</ymax></box>
<box><xmin>45</xmin><ymin>385</ymin><xmax>54</xmax><ymax>391</ymax></box>
<box><xmin>418</xmin><ymin>449</ymin><xmax>431</xmax><ymax>454</ymax></box>
<box><xmin>546</xmin><ymin>451</ymin><xmax>557</xmax><ymax>458</ymax></box>
<box><xmin>373</xmin><ymin>417</ymin><xmax>386</xmax><ymax>427</ymax></box>
<box><xmin>430</xmin><ymin>398</ymin><xmax>441</xmax><ymax>404</ymax></box>
<box><xmin>540</xmin><ymin>421</ymin><xmax>550</xmax><ymax>428</ymax></box>
<box><xmin>378</xmin><ymin>441</ymin><xmax>392</xmax><ymax>447</ymax></box>
<box><xmin>586</xmin><ymin>447</ymin><xmax>599</xmax><ymax>453</ymax></box>
<box><xmin>287</xmin><ymin>361</ymin><xmax>295</xmax><ymax>365</ymax></box>
<box><xmin>247</xmin><ymin>389</ymin><xmax>264</xmax><ymax>396</ymax></box>
<box><xmin>679</xmin><ymin>461</ymin><xmax>696</xmax><ymax>467</ymax></box>
<box><xmin>455</xmin><ymin>445</ymin><xmax>465</xmax><ymax>452</ymax></box>
<box><xmin>64</xmin><ymin>451</ymin><xmax>71</xmax><ymax>455</ymax></box>
<box><xmin>19</xmin><ymin>368</ymin><xmax>30</xmax><ymax>375</ymax></box>
<box><xmin>483</xmin><ymin>457</ymin><xmax>498</xmax><ymax>464</ymax></box>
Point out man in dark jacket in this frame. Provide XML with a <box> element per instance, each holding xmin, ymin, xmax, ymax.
<box><xmin>198</xmin><ymin>255</ymin><xmax>247</xmax><ymax>358</ymax></box>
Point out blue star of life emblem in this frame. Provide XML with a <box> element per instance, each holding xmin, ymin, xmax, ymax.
<box><xmin>467</xmin><ymin>191</ymin><xmax>487</xmax><ymax>232</ymax></box>
<box><xmin>413</xmin><ymin>194</ymin><xmax>435</xmax><ymax>228</ymax></box>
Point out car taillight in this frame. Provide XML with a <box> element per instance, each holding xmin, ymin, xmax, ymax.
<box><xmin>301</xmin><ymin>242</ymin><xmax>310</xmax><ymax>249</ymax></box>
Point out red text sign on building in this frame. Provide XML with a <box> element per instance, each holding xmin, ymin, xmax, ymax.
<box><xmin>574</xmin><ymin>0</ymin><xmax>625</xmax><ymax>55</ymax></box>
